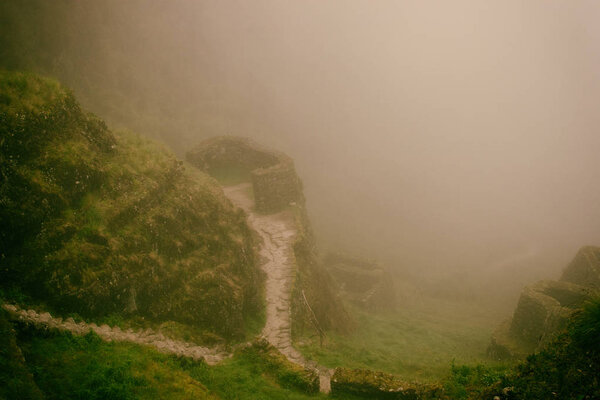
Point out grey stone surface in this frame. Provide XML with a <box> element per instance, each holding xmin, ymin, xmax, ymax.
<box><xmin>186</xmin><ymin>136</ymin><xmax>303</xmax><ymax>213</ymax></box>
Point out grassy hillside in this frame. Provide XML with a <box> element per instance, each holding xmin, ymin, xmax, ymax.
<box><xmin>297</xmin><ymin>298</ymin><xmax>508</xmax><ymax>382</ymax></box>
<box><xmin>4</xmin><ymin>315</ymin><xmax>324</xmax><ymax>400</ymax></box>
<box><xmin>0</xmin><ymin>71</ymin><xmax>262</xmax><ymax>340</ymax></box>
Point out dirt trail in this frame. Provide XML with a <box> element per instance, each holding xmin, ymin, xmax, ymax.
<box><xmin>1</xmin><ymin>303</ymin><xmax>230</xmax><ymax>365</ymax></box>
<box><xmin>223</xmin><ymin>183</ymin><xmax>333</xmax><ymax>393</ymax></box>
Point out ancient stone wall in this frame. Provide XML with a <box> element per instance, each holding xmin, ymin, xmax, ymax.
<box><xmin>488</xmin><ymin>247</ymin><xmax>600</xmax><ymax>360</ymax></box>
<box><xmin>509</xmin><ymin>280</ymin><xmax>592</xmax><ymax>346</ymax></box>
<box><xmin>323</xmin><ymin>253</ymin><xmax>397</xmax><ymax>312</ymax></box>
<box><xmin>330</xmin><ymin>368</ymin><xmax>442</xmax><ymax>399</ymax></box>
<box><xmin>561</xmin><ymin>246</ymin><xmax>600</xmax><ymax>288</ymax></box>
<box><xmin>251</xmin><ymin>160</ymin><xmax>302</xmax><ymax>212</ymax></box>
<box><xmin>186</xmin><ymin>136</ymin><xmax>302</xmax><ymax>213</ymax></box>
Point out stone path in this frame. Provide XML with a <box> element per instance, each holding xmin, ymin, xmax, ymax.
<box><xmin>223</xmin><ymin>183</ymin><xmax>333</xmax><ymax>393</ymax></box>
<box><xmin>1</xmin><ymin>303</ymin><xmax>230</xmax><ymax>365</ymax></box>
<box><xmin>1</xmin><ymin>182</ymin><xmax>334</xmax><ymax>393</ymax></box>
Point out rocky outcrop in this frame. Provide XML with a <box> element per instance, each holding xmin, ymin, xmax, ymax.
<box><xmin>561</xmin><ymin>246</ymin><xmax>600</xmax><ymax>288</ymax></box>
<box><xmin>186</xmin><ymin>137</ymin><xmax>302</xmax><ymax>213</ymax></box>
<box><xmin>324</xmin><ymin>253</ymin><xmax>397</xmax><ymax>312</ymax></box>
<box><xmin>488</xmin><ymin>247</ymin><xmax>599</xmax><ymax>359</ymax></box>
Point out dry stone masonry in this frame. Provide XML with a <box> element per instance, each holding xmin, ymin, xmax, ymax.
<box><xmin>186</xmin><ymin>136</ymin><xmax>302</xmax><ymax>213</ymax></box>
<box><xmin>488</xmin><ymin>246</ymin><xmax>600</xmax><ymax>359</ymax></box>
<box><xmin>324</xmin><ymin>252</ymin><xmax>397</xmax><ymax>312</ymax></box>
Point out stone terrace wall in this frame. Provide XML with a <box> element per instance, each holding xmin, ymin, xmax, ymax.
<box><xmin>488</xmin><ymin>248</ymin><xmax>600</xmax><ymax>360</ymax></box>
<box><xmin>509</xmin><ymin>280</ymin><xmax>594</xmax><ymax>347</ymax></box>
<box><xmin>186</xmin><ymin>136</ymin><xmax>302</xmax><ymax>213</ymax></box>
<box><xmin>252</xmin><ymin>160</ymin><xmax>301</xmax><ymax>213</ymax></box>
<box><xmin>330</xmin><ymin>368</ymin><xmax>442</xmax><ymax>399</ymax></box>
<box><xmin>561</xmin><ymin>246</ymin><xmax>600</xmax><ymax>288</ymax></box>
<box><xmin>323</xmin><ymin>252</ymin><xmax>397</xmax><ymax>312</ymax></box>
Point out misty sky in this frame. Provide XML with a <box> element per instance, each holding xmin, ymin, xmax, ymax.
<box><xmin>191</xmin><ymin>1</ymin><xmax>600</xmax><ymax>280</ymax></box>
<box><xmin>11</xmin><ymin>1</ymin><xmax>599</xmax><ymax>293</ymax></box>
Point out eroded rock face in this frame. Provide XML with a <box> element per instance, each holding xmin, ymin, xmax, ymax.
<box><xmin>561</xmin><ymin>246</ymin><xmax>600</xmax><ymax>288</ymax></box>
<box><xmin>324</xmin><ymin>253</ymin><xmax>397</xmax><ymax>312</ymax></box>
<box><xmin>488</xmin><ymin>247</ymin><xmax>600</xmax><ymax>359</ymax></box>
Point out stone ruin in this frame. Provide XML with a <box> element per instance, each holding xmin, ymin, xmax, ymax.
<box><xmin>185</xmin><ymin>136</ymin><xmax>302</xmax><ymax>213</ymax></box>
<box><xmin>561</xmin><ymin>245</ymin><xmax>600</xmax><ymax>288</ymax></box>
<box><xmin>488</xmin><ymin>246</ymin><xmax>600</xmax><ymax>359</ymax></box>
<box><xmin>323</xmin><ymin>253</ymin><xmax>397</xmax><ymax>312</ymax></box>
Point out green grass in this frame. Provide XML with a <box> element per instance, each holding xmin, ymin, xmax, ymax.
<box><xmin>0</xmin><ymin>71</ymin><xmax>264</xmax><ymax>341</ymax></box>
<box><xmin>209</xmin><ymin>166</ymin><xmax>252</xmax><ymax>186</ymax></box>
<box><xmin>17</xmin><ymin>329</ymin><xmax>325</xmax><ymax>400</ymax></box>
<box><xmin>297</xmin><ymin>297</ymin><xmax>512</xmax><ymax>382</ymax></box>
<box><xmin>19</xmin><ymin>330</ymin><xmax>214</xmax><ymax>400</ymax></box>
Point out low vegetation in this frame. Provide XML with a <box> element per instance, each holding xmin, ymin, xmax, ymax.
<box><xmin>0</xmin><ymin>71</ymin><xmax>262</xmax><ymax>341</ymax></box>
<box><xmin>9</xmin><ymin>319</ymin><xmax>324</xmax><ymax>400</ymax></box>
<box><xmin>297</xmin><ymin>298</ymin><xmax>508</xmax><ymax>382</ymax></box>
<box><xmin>483</xmin><ymin>297</ymin><xmax>600</xmax><ymax>399</ymax></box>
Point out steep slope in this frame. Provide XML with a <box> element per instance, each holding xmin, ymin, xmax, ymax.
<box><xmin>0</xmin><ymin>71</ymin><xmax>261</xmax><ymax>340</ymax></box>
<box><xmin>186</xmin><ymin>136</ymin><xmax>352</xmax><ymax>337</ymax></box>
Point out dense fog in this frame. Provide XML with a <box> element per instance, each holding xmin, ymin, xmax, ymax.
<box><xmin>4</xmin><ymin>0</ymin><xmax>600</xmax><ymax>305</ymax></box>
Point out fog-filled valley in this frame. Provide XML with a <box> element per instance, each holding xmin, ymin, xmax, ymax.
<box><xmin>1</xmin><ymin>1</ymin><xmax>600</xmax><ymax>399</ymax></box>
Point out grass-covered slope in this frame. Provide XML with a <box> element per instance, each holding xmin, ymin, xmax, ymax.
<box><xmin>7</xmin><ymin>321</ymin><xmax>324</xmax><ymax>400</ymax></box>
<box><xmin>0</xmin><ymin>71</ymin><xmax>261</xmax><ymax>340</ymax></box>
